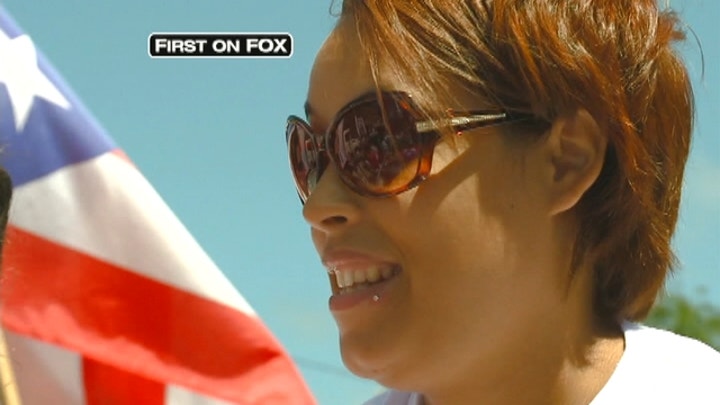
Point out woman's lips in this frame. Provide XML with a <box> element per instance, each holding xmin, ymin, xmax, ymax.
<box><xmin>328</xmin><ymin>271</ymin><xmax>400</xmax><ymax>311</ymax></box>
<box><xmin>322</xmin><ymin>250</ymin><xmax>402</xmax><ymax>311</ymax></box>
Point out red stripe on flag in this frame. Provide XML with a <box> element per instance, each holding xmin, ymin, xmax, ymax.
<box><xmin>1</xmin><ymin>226</ymin><xmax>315</xmax><ymax>404</ymax></box>
<box><xmin>83</xmin><ymin>359</ymin><xmax>165</xmax><ymax>405</ymax></box>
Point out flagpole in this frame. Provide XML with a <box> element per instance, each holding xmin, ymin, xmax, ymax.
<box><xmin>0</xmin><ymin>328</ymin><xmax>21</xmax><ymax>405</ymax></box>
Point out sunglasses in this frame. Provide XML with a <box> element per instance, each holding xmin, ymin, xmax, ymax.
<box><xmin>286</xmin><ymin>91</ymin><xmax>532</xmax><ymax>203</ymax></box>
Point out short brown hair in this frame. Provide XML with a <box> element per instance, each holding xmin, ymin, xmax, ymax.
<box><xmin>339</xmin><ymin>0</ymin><xmax>694</xmax><ymax>321</ymax></box>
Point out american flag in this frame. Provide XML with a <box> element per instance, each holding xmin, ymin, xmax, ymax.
<box><xmin>0</xmin><ymin>7</ymin><xmax>314</xmax><ymax>404</ymax></box>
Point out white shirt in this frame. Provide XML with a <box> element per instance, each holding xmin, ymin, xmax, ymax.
<box><xmin>364</xmin><ymin>323</ymin><xmax>720</xmax><ymax>404</ymax></box>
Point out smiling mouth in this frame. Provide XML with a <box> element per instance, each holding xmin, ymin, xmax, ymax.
<box><xmin>330</xmin><ymin>264</ymin><xmax>400</xmax><ymax>295</ymax></box>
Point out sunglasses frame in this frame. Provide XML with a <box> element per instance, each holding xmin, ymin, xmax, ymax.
<box><xmin>286</xmin><ymin>91</ymin><xmax>533</xmax><ymax>203</ymax></box>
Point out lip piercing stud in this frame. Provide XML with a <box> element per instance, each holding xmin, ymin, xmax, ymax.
<box><xmin>373</xmin><ymin>295</ymin><xmax>380</xmax><ymax>302</ymax></box>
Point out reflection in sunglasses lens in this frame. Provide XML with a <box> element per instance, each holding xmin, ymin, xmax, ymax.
<box><xmin>334</xmin><ymin>98</ymin><xmax>422</xmax><ymax>195</ymax></box>
<box><xmin>291</xmin><ymin>123</ymin><xmax>316</xmax><ymax>198</ymax></box>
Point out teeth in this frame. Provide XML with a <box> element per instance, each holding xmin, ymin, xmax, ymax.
<box><xmin>343</xmin><ymin>272</ymin><xmax>354</xmax><ymax>289</ymax></box>
<box><xmin>333</xmin><ymin>265</ymin><xmax>396</xmax><ymax>290</ymax></box>
<box><xmin>366</xmin><ymin>267</ymin><xmax>380</xmax><ymax>283</ymax></box>
<box><xmin>353</xmin><ymin>269</ymin><xmax>367</xmax><ymax>284</ymax></box>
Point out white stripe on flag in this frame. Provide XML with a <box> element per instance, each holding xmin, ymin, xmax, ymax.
<box><xmin>4</xmin><ymin>331</ymin><xmax>84</xmax><ymax>405</ymax></box>
<box><xmin>8</xmin><ymin>153</ymin><xmax>253</xmax><ymax>314</ymax></box>
<box><xmin>165</xmin><ymin>384</ymin><xmax>235</xmax><ymax>405</ymax></box>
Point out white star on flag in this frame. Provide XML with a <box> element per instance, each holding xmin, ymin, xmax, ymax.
<box><xmin>0</xmin><ymin>29</ymin><xmax>70</xmax><ymax>132</ymax></box>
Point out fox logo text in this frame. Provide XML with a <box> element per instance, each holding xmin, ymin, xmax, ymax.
<box><xmin>149</xmin><ymin>33</ymin><xmax>293</xmax><ymax>58</ymax></box>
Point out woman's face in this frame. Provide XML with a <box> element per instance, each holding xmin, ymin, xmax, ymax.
<box><xmin>301</xmin><ymin>21</ymin><xmax>574</xmax><ymax>390</ymax></box>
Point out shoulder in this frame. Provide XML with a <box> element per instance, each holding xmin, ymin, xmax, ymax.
<box><xmin>363</xmin><ymin>390</ymin><xmax>422</xmax><ymax>405</ymax></box>
<box><xmin>591</xmin><ymin>322</ymin><xmax>720</xmax><ymax>404</ymax></box>
<box><xmin>623</xmin><ymin>322</ymin><xmax>720</xmax><ymax>368</ymax></box>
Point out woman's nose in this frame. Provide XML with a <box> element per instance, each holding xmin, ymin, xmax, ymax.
<box><xmin>302</xmin><ymin>165</ymin><xmax>361</xmax><ymax>234</ymax></box>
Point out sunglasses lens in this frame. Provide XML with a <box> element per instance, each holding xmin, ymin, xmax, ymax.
<box><xmin>287</xmin><ymin>120</ymin><xmax>322</xmax><ymax>201</ymax></box>
<box><xmin>331</xmin><ymin>96</ymin><xmax>423</xmax><ymax>196</ymax></box>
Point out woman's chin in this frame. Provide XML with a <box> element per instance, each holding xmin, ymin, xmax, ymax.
<box><xmin>339</xmin><ymin>341</ymin><xmax>394</xmax><ymax>381</ymax></box>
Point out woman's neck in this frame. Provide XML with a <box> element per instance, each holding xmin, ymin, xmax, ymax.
<box><xmin>420</xmin><ymin>267</ymin><xmax>625</xmax><ymax>405</ymax></box>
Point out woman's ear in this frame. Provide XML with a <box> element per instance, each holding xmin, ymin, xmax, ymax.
<box><xmin>543</xmin><ymin>109</ymin><xmax>607</xmax><ymax>216</ymax></box>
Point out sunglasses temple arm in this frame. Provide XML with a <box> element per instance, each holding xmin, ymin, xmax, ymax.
<box><xmin>415</xmin><ymin>113</ymin><xmax>514</xmax><ymax>134</ymax></box>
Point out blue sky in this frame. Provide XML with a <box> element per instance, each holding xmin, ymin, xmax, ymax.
<box><xmin>1</xmin><ymin>1</ymin><xmax>717</xmax><ymax>404</ymax></box>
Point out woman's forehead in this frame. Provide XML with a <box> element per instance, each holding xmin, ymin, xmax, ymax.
<box><xmin>305</xmin><ymin>18</ymin><xmax>492</xmax><ymax>129</ymax></box>
<box><xmin>306</xmin><ymin>27</ymin><xmax>373</xmax><ymax>125</ymax></box>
